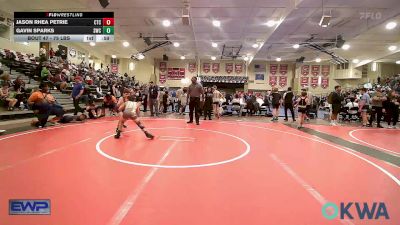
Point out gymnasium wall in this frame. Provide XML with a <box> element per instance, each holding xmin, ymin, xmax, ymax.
<box><xmin>0</xmin><ymin>37</ymin><xmax>39</xmax><ymax>55</ymax></box>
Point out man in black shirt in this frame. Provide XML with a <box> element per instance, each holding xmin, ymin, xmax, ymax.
<box><xmin>330</xmin><ymin>85</ymin><xmax>344</xmax><ymax>126</ymax></box>
<box><xmin>187</xmin><ymin>77</ymin><xmax>204</xmax><ymax>125</ymax></box>
<box><xmin>148</xmin><ymin>81</ymin><xmax>159</xmax><ymax>116</ymax></box>
<box><xmin>283</xmin><ymin>87</ymin><xmax>296</xmax><ymax>122</ymax></box>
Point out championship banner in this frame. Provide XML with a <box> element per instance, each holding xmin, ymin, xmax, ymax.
<box><xmin>279</xmin><ymin>64</ymin><xmax>288</xmax><ymax>75</ymax></box>
<box><xmin>212</xmin><ymin>63</ymin><xmax>220</xmax><ymax>73</ymax></box>
<box><xmin>269</xmin><ymin>76</ymin><xmax>278</xmax><ymax>86</ymax></box>
<box><xmin>301</xmin><ymin>65</ymin><xmax>310</xmax><ymax>76</ymax></box>
<box><xmin>279</xmin><ymin>76</ymin><xmax>287</xmax><ymax>87</ymax></box>
<box><xmin>159</xmin><ymin>62</ymin><xmax>167</xmax><ymax>73</ymax></box>
<box><xmin>310</xmin><ymin>77</ymin><xmax>319</xmax><ymax>88</ymax></box>
<box><xmin>203</xmin><ymin>63</ymin><xmax>210</xmax><ymax>73</ymax></box>
<box><xmin>226</xmin><ymin>63</ymin><xmax>233</xmax><ymax>74</ymax></box>
<box><xmin>311</xmin><ymin>65</ymin><xmax>320</xmax><ymax>76</ymax></box>
<box><xmin>111</xmin><ymin>64</ymin><xmax>118</xmax><ymax>73</ymax></box>
<box><xmin>235</xmin><ymin>63</ymin><xmax>243</xmax><ymax>74</ymax></box>
<box><xmin>167</xmin><ymin>68</ymin><xmax>185</xmax><ymax>80</ymax></box>
<box><xmin>321</xmin><ymin>77</ymin><xmax>329</xmax><ymax>89</ymax></box>
<box><xmin>159</xmin><ymin>72</ymin><xmax>166</xmax><ymax>84</ymax></box>
<box><xmin>188</xmin><ymin>62</ymin><xmax>196</xmax><ymax>73</ymax></box>
<box><xmin>300</xmin><ymin>77</ymin><xmax>309</xmax><ymax>87</ymax></box>
<box><xmin>270</xmin><ymin>64</ymin><xmax>278</xmax><ymax>75</ymax></box>
<box><xmin>321</xmin><ymin>65</ymin><xmax>330</xmax><ymax>76</ymax></box>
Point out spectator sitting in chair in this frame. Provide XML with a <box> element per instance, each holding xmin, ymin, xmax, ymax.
<box><xmin>0</xmin><ymin>83</ymin><xmax>17</xmax><ymax>111</ymax></box>
<box><xmin>28</xmin><ymin>82</ymin><xmax>64</xmax><ymax>128</ymax></box>
<box><xmin>41</xmin><ymin>65</ymin><xmax>52</xmax><ymax>82</ymax></box>
<box><xmin>100</xmin><ymin>93</ymin><xmax>117</xmax><ymax>117</ymax></box>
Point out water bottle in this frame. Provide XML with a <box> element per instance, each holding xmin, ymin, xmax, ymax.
<box><xmin>19</xmin><ymin>102</ymin><xmax>24</xmax><ymax>110</ymax></box>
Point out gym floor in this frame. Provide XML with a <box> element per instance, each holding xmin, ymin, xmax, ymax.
<box><xmin>0</xmin><ymin>117</ymin><xmax>399</xmax><ymax>225</ymax></box>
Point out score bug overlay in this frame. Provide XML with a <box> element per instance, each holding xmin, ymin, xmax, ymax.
<box><xmin>14</xmin><ymin>12</ymin><xmax>114</xmax><ymax>43</ymax></box>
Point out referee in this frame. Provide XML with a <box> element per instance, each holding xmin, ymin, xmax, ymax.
<box><xmin>187</xmin><ymin>77</ymin><xmax>204</xmax><ymax>125</ymax></box>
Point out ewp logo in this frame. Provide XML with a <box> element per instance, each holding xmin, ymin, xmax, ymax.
<box><xmin>322</xmin><ymin>202</ymin><xmax>389</xmax><ymax>220</ymax></box>
<box><xmin>9</xmin><ymin>199</ymin><xmax>51</xmax><ymax>215</ymax></box>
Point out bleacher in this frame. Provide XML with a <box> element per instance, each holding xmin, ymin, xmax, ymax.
<box><xmin>0</xmin><ymin>50</ymin><xmax>88</xmax><ymax>120</ymax></box>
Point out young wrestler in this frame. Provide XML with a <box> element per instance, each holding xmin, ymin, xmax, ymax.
<box><xmin>114</xmin><ymin>91</ymin><xmax>154</xmax><ymax>139</ymax></box>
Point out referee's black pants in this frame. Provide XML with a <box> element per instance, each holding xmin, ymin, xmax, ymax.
<box><xmin>189</xmin><ymin>97</ymin><xmax>200</xmax><ymax>123</ymax></box>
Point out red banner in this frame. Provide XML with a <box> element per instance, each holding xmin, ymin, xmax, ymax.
<box><xmin>321</xmin><ymin>65</ymin><xmax>330</xmax><ymax>76</ymax></box>
<box><xmin>300</xmin><ymin>77</ymin><xmax>309</xmax><ymax>87</ymax></box>
<box><xmin>269</xmin><ymin>76</ymin><xmax>278</xmax><ymax>86</ymax></box>
<box><xmin>311</xmin><ymin>65</ymin><xmax>320</xmax><ymax>76</ymax></box>
<box><xmin>188</xmin><ymin>62</ymin><xmax>196</xmax><ymax>73</ymax></box>
<box><xmin>159</xmin><ymin>62</ymin><xmax>167</xmax><ymax>73</ymax></box>
<box><xmin>203</xmin><ymin>63</ymin><xmax>210</xmax><ymax>73</ymax></box>
<box><xmin>279</xmin><ymin>76</ymin><xmax>287</xmax><ymax>87</ymax></box>
<box><xmin>279</xmin><ymin>64</ymin><xmax>288</xmax><ymax>75</ymax></box>
<box><xmin>159</xmin><ymin>72</ymin><xmax>166</xmax><ymax>84</ymax></box>
<box><xmin>301</xmin><ymin>65</ymin><xmax>310</xmax><ymax>76</ymax></box>
<box><xmin>226</xmin><ymin>63</ymin><xmax>233</xmax><ymax>74</ymax></box>
<box><xmin>167</xmin><ymin>68</ymin><xmax>185</xmax><ymax>80</ymax></box>
<box><xmin>310</xmin><ymin>77</ymin><xmax>319</xmax><ymax>88</ymax></box>
<box><xmin>270</xmin><ymin>64</ymin><xmax>278</xmax><ymax>75</ymax></box>
<box><xmin>212</xmin><ymin>63</ymin><xmax>220</xmax><ymax>73</ymax></box>
<box><xmin>321</xmin><ymin>77</ymin><xmax>329</xmax><ymax>89</ymax></box>
<box><xmin>111</xmin><ymin>64</ymin><xmax>118</xmax><ymax>73</ymax></box>
<box><xmin>235</xmin><ymin>63</ymin><xmax>243</xmax><ymax>74</ymax></box>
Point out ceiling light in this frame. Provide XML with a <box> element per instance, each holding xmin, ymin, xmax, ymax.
<box><xmin>352</xmin><ymin>59</ymin><xmax>359</xmax><ymax>63</ymax></box>
<box><xmin>111</xmin><ymin>55</ymin><xmax>116</xmax><ymax>59</ymax></box>
<box><xmin>89</xmin><ymin>42</ymin><xmax>96</xmax><ymax>46</ymax></box>
<box><xmin>396</xmin><ymin>60</ymin><xmax>400</xmax><ymax>64</ymax></box>
<box><xmin>162</xmin><ymin>19</ymin><xmax>171</xmax><ymax>27</ymax></box>
<box><xmin>243</xmin><ymin>56</ymin><xmax>249</xmax><ymax>61</ymax></box>
<box><xmin>211</xmin><ymin>56</ymin><xmax>216</xmax><ymax>60</ymax></box>
<box><xmin>137</xmin><ymin>53</ymin><xmax>145</xmax><ymax>60</ymax></box>
<box><xmin>212</xmin><ymin>20</ymin><xmax>221</xmax><ymax>27</ymax></box>
<box><xmin>173</xmin><ymin>42</ymin><xmax>180</xmax><ymax>47</ymax></box>
<box><xmin>265</xmin><ymin>20</ymin><xmax>275</xmax><ymax>27</ymax></box>
<box><xmin>212</xmin><ymin>42</ymin><xmax>218</xmax><ymax>48</ymax></box>
<box><xmin>276</xmin><ymin>57</ymin><xmax>281</xmax><ymax>62</ymax></box>
<box><xmin>122</xmin><ymin>41</ymin><xmax>130</xmax><ymax>47</ymax></box>
<box><xmin>293</xmin><ymin>44</ymin><xmax>300</xmax><ymax>49</ymax></box>
<box><xmin>388</xmin><ymin>45</ymin><xmax>397</xmax><ymax>51</ymax></box>
<box><xmin>315</xmin><ymin>58</ymin><xmax>321</xmax><ymax>63</ymax></box>
<box><xmin>386</xmin><ymin>22</ymin><xmax>397</xmax><ymax>30</ymax></box>
<box><xmin>180</xmin><ymin>56</ymin><xmax>186</xmax><ymax>60</ymax></box>
<box><xmin>341</xmin><ymin>44</ymin><xmax>350</xmax><ymax>50</ymax></box>
<box><xmin>252</xmin><ymin>43</ymin><xmax>259</xmax><ymax>48</ymax></box>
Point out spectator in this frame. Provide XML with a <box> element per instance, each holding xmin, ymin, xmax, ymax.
<box><xmin>203</xmin><ymin>87</ymin><xmax>213</xmax><ymax>120</ymax></box>
<box><xmin>71</xmin><ymin>76</ymin><xmax>85</xmax><ymax>115</ymax></box>
<box><xmin>358</xmin><ymin>88</ymin><xmax>370</xmax><ymax>127</ymax></box>
<box><xmin>330</xmin><ymin>85</ymin><xmax>344</xmax><ymax>126</ymax></box>
<box><xmin>283</xmin><ymin>87</ymin><xmax>295</xmax><ymax>122</ymax></box>
<box><xmin>162</xmin><ymin>90</ymin><xmax>169</xmax><ymax>113</ymax></box>
<box><xmin>0</xmin><ymin>83</ymin><xmax>17</xmax><ymax>111</ymax></box>
<box><xmin>148</xmin><ymin>81</ymin><xmax>159</xmax><ymax>116</ymax></box>
<box><xmin>368</xmin><ymin>87</ymin><xmax>386</xmax><ymax>128</ymax></box>
<box><xmin>271</xmin><ymin>87</ymin><xmax>282</xmax><ymax>121</ymax></box>
<box><xmin>28</xmin><ymin>83</ymin><xmax>64</xmax><ymax>127</ymax></box>
<box><xmin>41</xmin><ymin>65</ymin><xmax>51</xmax><ymax>82</ymax></box>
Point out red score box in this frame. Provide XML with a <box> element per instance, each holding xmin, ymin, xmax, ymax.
<box><xmin>102</xmin><ymin>18</ymin><xmax>114</xmax><ymax>26</ymax></box>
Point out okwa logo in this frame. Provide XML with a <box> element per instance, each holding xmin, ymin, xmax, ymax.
<box><xmin>322</xmin><ymin>202</ymin><xmax>389</xmax><ymax>220</ymax></box>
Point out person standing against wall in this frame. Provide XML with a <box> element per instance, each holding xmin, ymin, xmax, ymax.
<box><xmin>148</xmin><ymin>81</ymin><xmax>159</xmax><ymax>117</ymax></box>
<box><xmin>71</xmin><ymin>76</ymin><xmax>84</xmax><ymax>115</ymax></box>
<box><xmin>187</xmin><ymin>77</ymin><xmax>204</xmax><ymax>125</ymax></box>
<box><xmin>283</xmin><ymin>87</ymin><xmax>296</xmax><ymax>122</ymax></box>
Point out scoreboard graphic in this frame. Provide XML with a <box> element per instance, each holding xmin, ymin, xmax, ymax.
<box><xmin>14</xmin><ymin>12</ymin><xmax>114</xmax><ymax>42</ymax></box>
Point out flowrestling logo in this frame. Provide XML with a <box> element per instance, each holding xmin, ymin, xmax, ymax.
<box><xmin>9</xmin><ymin>199</ymin><xmax>51</xmax><ymax>215</ymax></box>
<box><xmin>322</xmin><ymin>202</ymin><xmax>389</xmax><ymax>220</ymax></box>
